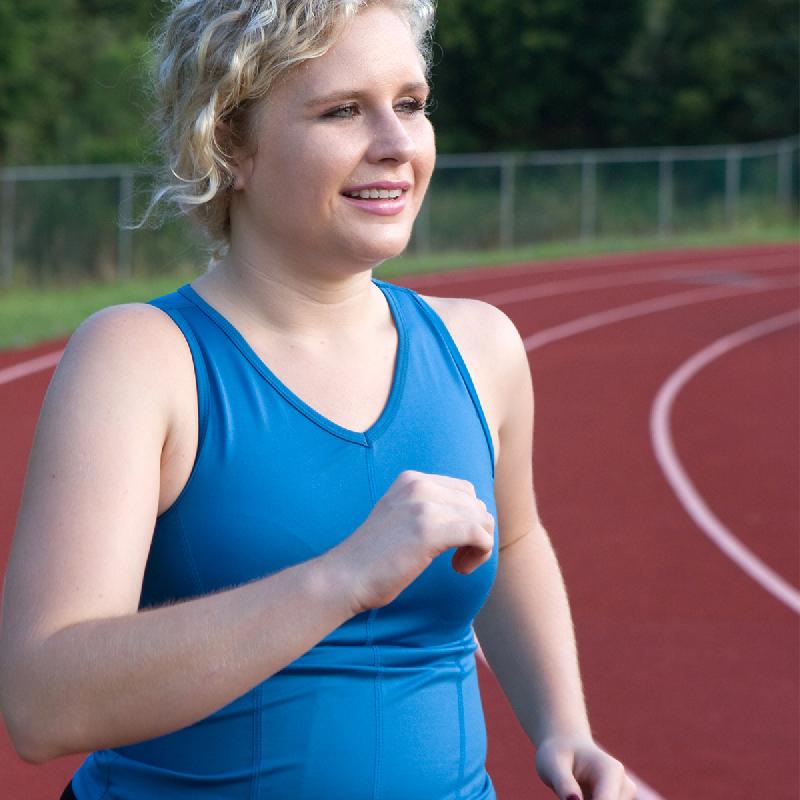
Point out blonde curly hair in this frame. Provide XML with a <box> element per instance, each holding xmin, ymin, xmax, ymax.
<box><xmin>140</xmin><ymin>0</ymin><xmax>436</xmax><ymax>258</ymax></box>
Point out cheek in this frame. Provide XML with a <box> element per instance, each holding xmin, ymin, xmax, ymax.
<box><xmin>255</xmin><ymin>124</ymin><xmax>354</xmax><ymax>196</ymax></box>
<box><xmin>414</xmin><ymin>125</ymin><xmax>437</xmax><ymax>189</ymax></box>
<box><xmin>289</xmin><ymin>128</ymin><xmax>359</xmax><ymax>183</ymax></box>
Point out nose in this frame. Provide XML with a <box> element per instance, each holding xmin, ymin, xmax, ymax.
<box><xmin>365</xmin><ymin>107</ymin><xmax>417</xmax><ymax>164</ymax></box>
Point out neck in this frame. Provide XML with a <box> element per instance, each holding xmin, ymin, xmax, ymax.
<box><xmin>197</xmin><ymin>247</ymin><xmax>383</xmax><ymax>342</ymax></box>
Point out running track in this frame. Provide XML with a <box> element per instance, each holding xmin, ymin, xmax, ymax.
<box><xmin>0</xmin><ymin>243</ymin><xmax>797</xmax><ymax>799</ymax></box>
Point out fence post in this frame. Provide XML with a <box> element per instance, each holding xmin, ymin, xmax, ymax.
<box><xmin>776</xmin><ymin>139</ymin><xmax>793</xmax><ymax>213</ymax></box>
<box><xmin>658</xmin><ymin>151</ymin><xmax>674</xmax><ymax>236</ymax></box>
<box><xmin>500</xmin><ymin>155</ymin><xmax>516</xmax><ymax>249</ymax></box>
<box><xmin>725</xmin><ymin>146</ymin><xmax>741</xmax><ymax>228</ymax></box>
<box><xmin>580</xmin><ymin>154</ymin><xmax>597</xmax><ymax>241</ymax></box>
<box><xmin>1</xmin><ymin>175</ymin><xmax>15</xmax><ymax>288</ymax></box>
<box><xmin>117</xmin><ymin>170</ymin><xmax>134</xmax><ymax>280</ymax></box>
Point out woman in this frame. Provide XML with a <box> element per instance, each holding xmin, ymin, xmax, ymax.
<box><xmin>0</xmin><ymin>1</ymin><xmax>636</xmax><ymax>798</ymax></box>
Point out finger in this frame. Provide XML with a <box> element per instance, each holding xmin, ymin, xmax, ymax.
<box><xmin>587</xmin><ymin>759</ymin><xmax>626</xmax><ymax>800</ymax></box>
<box><xmin>452</xmin><ymin>522</ymin><xmax>496</xmax><ymax>572</ymax></box>
<box><xmin>437</xmin><ymin>498</ymin><xmax>494</xmax><ymax>534</ymax></box>
<box><xmin>399</xmin><ymin>470</ymin><xmax>477</xmax><ymax>496</ymax></box>
<box><xmin>535</xmin><ymin>744</ymin><xmax>583</xmax><ymax>800</ymax></box>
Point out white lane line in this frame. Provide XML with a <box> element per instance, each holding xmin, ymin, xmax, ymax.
<box><xmin>474</xmin><ymin>277</ymin><xmax>797</xmax><ymax>800</ymax></box>
<box><xmin>650</xmin><ymin>310</ymin><xmax>800</xmax><ymax>614</ymax></box>
<box><xmin>623</xmin><ymin>768</ymin><xmax>665</xmax><ymax>800</ymax></box>
<box><xmin>473</xmin><ymin>645</ymin><xmax>666</xmax><ymax>800</ymax></box>
<box><xmin>477</xmin><ymin>255</ymin><xmax>793</xmax><ymax>307</ymax></box>
<box><xmin>404</xmin><ymin>247</ymin><xmax>797</xmax><ymax>288</ymax></box>
<box><xmin>0</xmin><ymin>349</ymin><xmax>64</xmax><ymax>386</ymax></box>
<box><xmin>519</xmin><ymin>276</ymin><xmax>798</xmax><ymax>351</ymax></box>
<box><xmin>1</xmin><ymin>256</ymin><xmax>794</xmax><ymax>390</ymax></box>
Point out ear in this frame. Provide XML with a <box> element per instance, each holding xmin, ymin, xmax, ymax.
<box><xmin>215</xmin><ymin>120</ymin><xmax>253</xmax><ymax>191</ymax></box>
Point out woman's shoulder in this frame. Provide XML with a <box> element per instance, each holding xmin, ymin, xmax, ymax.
<box><xmin>64</xmin><ymin>300</ymin><xmax>193</xmax><ymax>376</ymax></box>
<box><xmin>416</xmin><ymin>292</ymin><xmax>525</xmax><ymax>371</ymax></box>
<box><xmin>51</xmin><ymin>301</ymin><xmax>196</xmax><ymax>437</ymax></box>
<box><xmin>415</xmin><ymin>292</ymin><xmax>529</xmax><ymax>448</ymax></box>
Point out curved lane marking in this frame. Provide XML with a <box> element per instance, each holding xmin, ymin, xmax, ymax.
<box><xmin>475</xmin><ymin>253</ymin><xmax>795</xmax><ymax>307</ymax></box>
<box><xmin>4</xmin><ymin>258</ymin><xmax>795</xmax><ymax>800</ymax></box>
<box><xmin>520</xmin><ymin>277</ymin><xmax>798</xmax><ymax>351</ymax></box>
<box><xmin>0</xmin><ymin>349</ymin><xmax>64</xmax><ymax>386</ymax></box>
<box><xmin>477</xmin><ymin>276</ymin><xmax>798</xmax><ymax>799</ymax></box>
<box><xmin>650</xmin><ymin>310</ymin><xmax>800</xmax><ymax>614</ymax></box>
<box><xmin>473</xmin><ymin>647</ymin><xmax>666</xmax><ymax>800</ymax></box>
<box><xmin>1</xmin><ymin>256</ymin><xmax>794</xmax><ymax>388</ymax></box>
<box><xmin>406</xmin><ymin>247</ymin><xmax>797</xmax><ymax>288</ymax></box>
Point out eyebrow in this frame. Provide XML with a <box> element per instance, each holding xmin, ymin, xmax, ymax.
<box><xmin>305</xmin><ymin>81</ymin><xmax>430</xmax><ymax>107</ymax></box>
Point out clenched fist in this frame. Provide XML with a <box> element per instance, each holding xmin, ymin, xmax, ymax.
<box><xmin>322</xmin><ymin>470</ymin><xmax>495</xmax><ymax>615</ymax></box>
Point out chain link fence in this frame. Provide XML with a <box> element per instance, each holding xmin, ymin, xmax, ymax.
<box><xmin>1</xmin><ymin>136</ymin><xmax>797</xmax><ymax>288</ymax></box>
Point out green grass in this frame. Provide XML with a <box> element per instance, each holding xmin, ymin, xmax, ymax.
<box><xmin>1</xmin><ymin>224</ymin><xmax>797</xmax><ymax>351</ymax></box>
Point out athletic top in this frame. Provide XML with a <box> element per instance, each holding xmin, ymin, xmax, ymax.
<box><xmin>71</xmin><ymin>277</ymin><xmax>499</xmax><ymax>800</ymax></box>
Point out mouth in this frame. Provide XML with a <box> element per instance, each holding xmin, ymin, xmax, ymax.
<box><xmin>340</xmin><ymin>181</ymin><xmax>412</xmax><ymax>201</ymax></box>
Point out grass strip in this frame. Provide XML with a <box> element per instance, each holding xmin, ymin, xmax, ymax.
<box><xmin>1</xmin><ymin>225</ymin><xmax>797</xmax><ymax>351</ymax></box>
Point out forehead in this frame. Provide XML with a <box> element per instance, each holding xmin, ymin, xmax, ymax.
<box><xmin>281</xmin><ymin>5</ymin><xmax>426</xmax><ymax>98</ymax></box>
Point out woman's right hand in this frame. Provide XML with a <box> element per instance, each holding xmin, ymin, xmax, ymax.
<box><xmin>324</xmin><ymin>470</ymin><xmax>495</xmax><ymax>615</ymax></box>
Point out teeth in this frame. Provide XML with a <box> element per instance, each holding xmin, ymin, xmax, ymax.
<box><xmin>345</xmin><ymin>188</ymin><xmax>404</xmax><ymax>199</ymax></box>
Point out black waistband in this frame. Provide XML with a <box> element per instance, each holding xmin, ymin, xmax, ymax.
<box><xmin>59</xmin><ymin>780</ymin><xmax>77</xmax><ymax>800</ymax></box>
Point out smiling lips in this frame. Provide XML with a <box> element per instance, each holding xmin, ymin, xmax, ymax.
<box><xmin>341</xmin><ymin>181</ymin><xmax>411</xmax><ymax>215</ymax></box>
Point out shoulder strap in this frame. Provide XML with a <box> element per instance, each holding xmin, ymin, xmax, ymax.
<box><xmin>402</xmin><ymin>287</ymin><xmax>497</xmax><ymax>478</ymax></box>
<box><xmin>147</xmin><ymin>296</ymin><xmax>211</xmax><ymax>458</ymax></box>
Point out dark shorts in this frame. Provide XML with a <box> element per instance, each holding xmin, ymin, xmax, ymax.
<box><xmin>60</xmin><ymin>781</ymin><xmax>77</xmax><ymax>800</ymax></box>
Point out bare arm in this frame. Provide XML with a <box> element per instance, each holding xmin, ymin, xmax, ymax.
<box><xmin>0</xmin><ymin>305</ymin><xmax>355</xmax><ymax>764</ymax></box>
<box><xmin>470</xmin><ymin>304</ymin><xmax>635</xmax><ymax>799</ymax></box>
<box><xmin>471</xmin><ymin>305</ymin><xmax>591</xmax><ymax>746</ymax></box>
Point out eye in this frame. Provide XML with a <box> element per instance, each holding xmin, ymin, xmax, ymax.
<box><xmin>324</xmin><ymin>104</ymin><xmax>360</xmax><ymax>119</ymax></box>
<box><xmin>396</xmin><ymin>97</ymin><xmax>430</xmax><ymax>116</ymax></box>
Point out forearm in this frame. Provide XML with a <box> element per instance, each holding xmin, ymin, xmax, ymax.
<box><xmin>473</xmin><ymin>524</ymin><xmax>592</xmax><ymax>747</ymax></box>
<box><xmin>1</xmin><ymin>553</ymin><xmax>354</xmax><ymax>762</ymax></box>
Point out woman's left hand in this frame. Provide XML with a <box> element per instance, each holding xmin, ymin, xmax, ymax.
<box><xmin>535</xmin><ymin>735</ymin><xmax>638</xmax><ymax>800</ymax></box>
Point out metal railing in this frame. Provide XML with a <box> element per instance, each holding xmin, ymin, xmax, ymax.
<box><xmin>1</xmin><ymin>136</ymin><xmax>797</xmax><ymax>287</ymax></box>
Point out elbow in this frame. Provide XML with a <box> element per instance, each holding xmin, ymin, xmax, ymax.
<box><xmin>8</xmin><ymin>736</ymin><xmax>57</xmax><ymax>766</ymax></box>
<box><xmin>0</xmin><ymin>657</ymin><xmax>77</xmax><ymax>764</ymax></box>
<box><xmin>2</xmin><ymin>702</ymin><xmax>61</xmax><ymax>764</ymax></box>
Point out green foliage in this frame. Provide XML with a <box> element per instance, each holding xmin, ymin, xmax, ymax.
<box><xmin>430</xmin><ymin>0</ymin><xmax>647</xmax><ymax>150</ymax></box>
<box><xmin>0</xmin><ymin>0</ymin><xmax>796</xmax><ymax>163</ymax></box>
<box><xmin>609</xmin><ymin>0</ymin><xmax>800</xmax><ymax>145</ymax></box>
<box><xmin>0</xmin><ymin>0</ymin><xmax>164</xmax><ymax>165</ymax></box>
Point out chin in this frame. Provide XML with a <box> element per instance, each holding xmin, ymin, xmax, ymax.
<box><xmin>349</xmin><ymin>232</ymin><xmax>412</xmax><ymax>265</ymax></box>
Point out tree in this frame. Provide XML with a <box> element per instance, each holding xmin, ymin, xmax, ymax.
<box><xmin>429</xmin><ymin>0</ymin><xmax>646</xmax><ymax>151</ymax></box>
<box><xmin>0</xmin><ymin>0</ymin><xmax>163</xmax><ymax>166</ymax></box>
<box><xmin>608</xmin><ymin>0</ymin><xmax>799</xmax><ymax>145</ymax></box>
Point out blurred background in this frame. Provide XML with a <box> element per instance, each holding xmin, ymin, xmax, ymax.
<box><xmin>0</xmin><ymin>0</ymin><xmax>797</xmax><ymax>347</ymax></box>
<box><xmin>0</xmin><ymin>4</ymin><xmax>798</xmax><ymax>799</ymax></box>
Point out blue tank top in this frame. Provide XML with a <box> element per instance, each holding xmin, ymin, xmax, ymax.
<box><xmin>71</xmin><ymin>277</ymin><xmax>499</xmax><ymax>800</ymax></box>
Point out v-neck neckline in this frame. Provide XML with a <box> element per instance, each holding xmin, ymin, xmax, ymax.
<box><xmin>177</xmin><ymin>278</ymin><xmax>408</xmax><ymax>446</ymax></box>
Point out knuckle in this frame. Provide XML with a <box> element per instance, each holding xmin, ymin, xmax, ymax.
<box><xmin>405</xmin><ymin>480</ymin><xmax>428</xmax><ymax>501</ymax></box>
<box><xmin>409</xmin><ymin>500</ymin><xmax>435</xmax><ymax>526</ymax></box>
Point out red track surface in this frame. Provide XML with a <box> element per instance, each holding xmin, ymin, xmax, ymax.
<box><xmin>1</xmin><ymin>243</ymin><xmax>797</xmax><ymax>799</ymax></box>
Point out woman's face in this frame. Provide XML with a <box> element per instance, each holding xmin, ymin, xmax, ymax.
<box><xmin>230</xmin><ymin>3</ymin><xmax>436</xmax><ymax>273</ymax></box>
